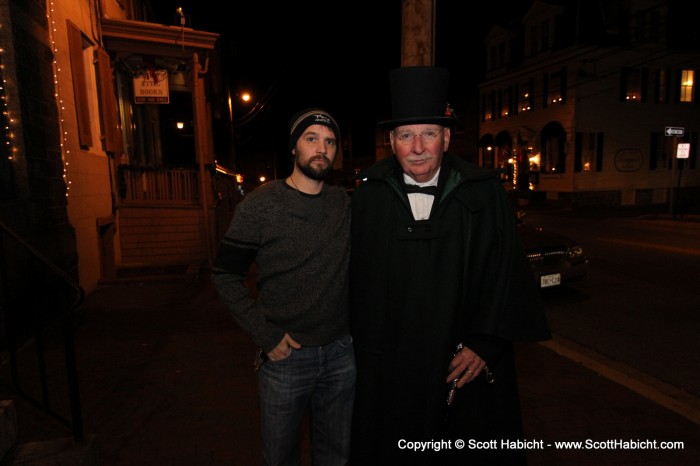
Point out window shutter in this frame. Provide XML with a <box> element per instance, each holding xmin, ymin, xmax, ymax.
<box><xmin>96</xmin><ymin>48</ymin><xmax>121</xmax><ymax>153</ymax></box>
<box><xmin>67</xmin><ymin>20</ymin><xmax>92</xmax><ymax>147</ymax></box>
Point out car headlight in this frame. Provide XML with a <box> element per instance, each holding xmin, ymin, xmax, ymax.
<box><xmin>568</xmin><ymin>245</ymin><xmax>584</xmax><ymax>258</ymax></box>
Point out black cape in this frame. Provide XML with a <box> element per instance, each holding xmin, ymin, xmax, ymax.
<box><xmin>349</xmin><ymin>154</ymin><xmax>550</xmax><ymax>465</ymax></box>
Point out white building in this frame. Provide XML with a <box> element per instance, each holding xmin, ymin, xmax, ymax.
<box><xmin>479</xmin><ymin>0</ymin><xmax>700</xmax><ymax>209</ymax></box>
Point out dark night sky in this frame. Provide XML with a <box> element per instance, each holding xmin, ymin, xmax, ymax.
<box><xmin>151</xmin><ymin>1</ymin><xmax>531</xmax><ymax>176</ymax></box>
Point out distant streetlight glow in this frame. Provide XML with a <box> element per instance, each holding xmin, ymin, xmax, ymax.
<box><xmin>240</xmin><ymin>92</ymin><xmax>251</xmax><ymax>103</ymax></box>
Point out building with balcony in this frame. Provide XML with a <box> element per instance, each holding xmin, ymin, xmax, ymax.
<box><xmin>1</xmin><ymin>0</ymin><xmax>238</xmax><ymax>294</ymax></box>
<box><xmin>1</xmin><ymin>2</ymin><xmax>243</xmax><ymax>454</ymax></box>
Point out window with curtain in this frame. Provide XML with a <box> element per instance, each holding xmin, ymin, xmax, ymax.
<box><xmin>680</xmin><ymin>70</ymin><xmax>695</xmax><ymax>103</ymax></box>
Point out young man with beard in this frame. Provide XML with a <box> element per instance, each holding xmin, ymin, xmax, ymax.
<box><xmin>212</xmin><ymin>108</ymin><xmax>355</xmax><ymax>466</ymax></box>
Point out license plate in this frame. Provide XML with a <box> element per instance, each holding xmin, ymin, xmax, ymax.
<box><xmin>540</xmin><ymin>273</ymin><xmax>561</xmax><ymax>288</ymax></box>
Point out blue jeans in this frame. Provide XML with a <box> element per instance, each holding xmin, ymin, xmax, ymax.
<box><xmin>257</xmin><ymin>334</ymin><xmax>356</xmax><ymax>466</ymax></box>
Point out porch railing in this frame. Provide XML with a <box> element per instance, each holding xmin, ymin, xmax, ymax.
<box><xmin>117</xmin><ymin>165</ymin><xmax>199</xmax><ymax>204</ymax></box>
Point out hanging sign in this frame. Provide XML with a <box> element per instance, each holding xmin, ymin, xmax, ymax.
<box><xmin>676</xmin><ymin>143</ymin><xmax>690</xmax><ymax>159</ymax></box>
<box><xmin>133</xmin><ymin>69</ymin><xmax>169</xmax><ymax>104</ymax></box>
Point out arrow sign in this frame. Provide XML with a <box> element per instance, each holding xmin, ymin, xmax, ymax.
<box><xmin>665</xmin><ymin>126</ymin><xmax>684</xmax><ymax>137</ymax></box>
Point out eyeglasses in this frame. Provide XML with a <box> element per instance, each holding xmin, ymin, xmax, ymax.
<box><xmin>393</xmin><ymin>129</ymin><xmax>444</xmax><ymax>145</ymax></box>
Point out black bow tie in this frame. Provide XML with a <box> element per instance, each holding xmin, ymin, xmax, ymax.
<box><xmin>404</xmin><ymin>184</ymin><xmax>438</xmax><ymax>196</ymax></box>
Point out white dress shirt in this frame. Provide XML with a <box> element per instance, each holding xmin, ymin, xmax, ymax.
<box><xmin>404</xmin><ymin>168</ymin><xmax>440</xmax><ymax>220</ymax></box>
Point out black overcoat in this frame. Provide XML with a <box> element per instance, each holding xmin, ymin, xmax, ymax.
<box><xmin>349</xmin><ymin>154</ymin><xmax>551</xmax><ymax>465</ymax></box>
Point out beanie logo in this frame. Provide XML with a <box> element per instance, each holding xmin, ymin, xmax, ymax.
<box><xmin>312</xmin><ymin>114</ymin><xmax>332</xmax><ymax>125</ymax></box>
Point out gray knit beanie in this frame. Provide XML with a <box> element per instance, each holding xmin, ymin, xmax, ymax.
<box><xmin>288</xmin><ymin>108</ymin><xmax>340</xmax><ymax>151</ymax></box>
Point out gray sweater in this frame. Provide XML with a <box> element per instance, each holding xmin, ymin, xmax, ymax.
<box><xmin>212</xmin><ymin>180</ymin><xmax>351</xmax><ymax>352</ymax></box>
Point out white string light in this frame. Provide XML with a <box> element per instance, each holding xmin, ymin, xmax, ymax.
<box><xmin>0</xmin><ymin>23</ymin><xmax>18</xmax><ymax>163</ymax></box>
<box><xmin>47</xmin><ymin>0</ymin><xmax>72</xmax><ymax>198</ymax></box>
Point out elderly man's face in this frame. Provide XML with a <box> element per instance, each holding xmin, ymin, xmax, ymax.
<box><xmin>390</xmin><ymin>124</ymin><xmax>450</xmax><ymax>183</ymax></box>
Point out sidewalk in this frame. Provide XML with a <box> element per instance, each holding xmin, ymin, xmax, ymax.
<box><xmin>3</xmin><ymin>271</ymin><xmax>700</xmax><ymax>465</ymax></box>
<box><xmin>524</xmin><ymin>202</ymin><xmax>700</xmax><ymax>228</ymax></box>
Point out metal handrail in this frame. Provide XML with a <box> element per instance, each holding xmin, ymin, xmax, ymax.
<box><xmin>0</xmin><ymin>218</ymin><xmax>85</xmax><ymax>443</ymax></box>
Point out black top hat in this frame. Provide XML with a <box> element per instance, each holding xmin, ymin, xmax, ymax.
<box><xmin>378</xmin><ymin>66</ymin><xmax>457</xmax><ymax>129</ymax></box>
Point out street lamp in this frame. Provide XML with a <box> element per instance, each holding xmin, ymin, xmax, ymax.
<box><xmin>228</xmin><ymin>90</ymin><xmax>253</xmax><ymax>119</ymax></box>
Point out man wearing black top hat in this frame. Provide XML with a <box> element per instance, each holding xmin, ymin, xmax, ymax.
<box><xmin>349</xmin><ymin>66</ymin><xmax>551</xmax><ymax>465</ymax></box>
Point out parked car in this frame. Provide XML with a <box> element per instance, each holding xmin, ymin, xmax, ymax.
<box><xmin>516</xmin><ymin>212</ymin><xmax>589</xmax><ymax>289</ymax></box>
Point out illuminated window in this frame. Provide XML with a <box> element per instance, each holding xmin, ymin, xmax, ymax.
<box><xmin>621</xmin><ymin>67</ymin><xmax>647</xmax><ymax>103</ymax></box>
<box><xmin>625</xmin><ymin>69</ymin><xmax>641</xmax><ymax>101</ymax></box>
<box><xmin>541</xmin><ymin>123</ymin><xmax>566</xmax><ymax>174</ymax></box>
<box><xmin>680</xmin><ymin>70</ymin><xmax>694</xmax><ymax>103</ymax></box>
<box><xmin>545</xmin><ymin>68</ymin><xmax>566</xmax><ymax>106</ymax></box>
<box><xmin>519</xmin><ymin>82</ymin><xmax>533</xmax><ymax>112</ymax></box>
<box><xmin>481</xmin><ymin>92</ymin><xmax>496</xmax><ymax>121</ymax></box>
<box><xmin>481</xmin><ymin>146</ymin><xmax>495</xmax><ymax>169</ymax></box>
<box><xmin>582</xmin><ymin>133</ymin><xmax>595</xmax><ymax>171</ymax></box>
<box><xmin>543</xmin><ymin>136</ymin><xmax>566</xmax><ymax>173</ymax></box>
<box><xmin>500</xmin><ymin>86</ymin><xmax>512</xmax><ymax>118</ymax></box>
<box><xmin>575</xmin><ymin>132</ymin><xmax>603</xmax><ymax>172</ymax></box>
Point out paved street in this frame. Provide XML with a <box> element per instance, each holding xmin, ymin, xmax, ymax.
<box><xmin>2</xmin><ymin>262</ymin><xmax>700</xmax><ymax>464</ymax></box>
<box><xmin>525</xmin><ymin>206</ymin><xmax>700</xmax><ymax>400</ymax></box>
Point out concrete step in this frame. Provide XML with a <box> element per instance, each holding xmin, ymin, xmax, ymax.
<box><xmin>2</xmin><ymin>435</ymin><xmax>97</xmax><ymax>465</ymax></box>
<box><xmin>0</xmin><ymin>400</ymin><xmax>18</xmax><ymax>460</ymax></box>
<box><xmin>1</xmin><ymin>399</ymin><xmax>97</xmax><ymax>465</ymax></box>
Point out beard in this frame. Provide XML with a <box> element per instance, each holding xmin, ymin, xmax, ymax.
<box><xmin>297</xmin><ymin>155</ymin><xmax>333</xmax><ymax>181</ymax></box>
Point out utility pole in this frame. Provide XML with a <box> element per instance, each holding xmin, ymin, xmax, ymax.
<box><xmin>401</xmin><ymin>0</ymin><xmax>435</xmax><ymax>66</ymax></box>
